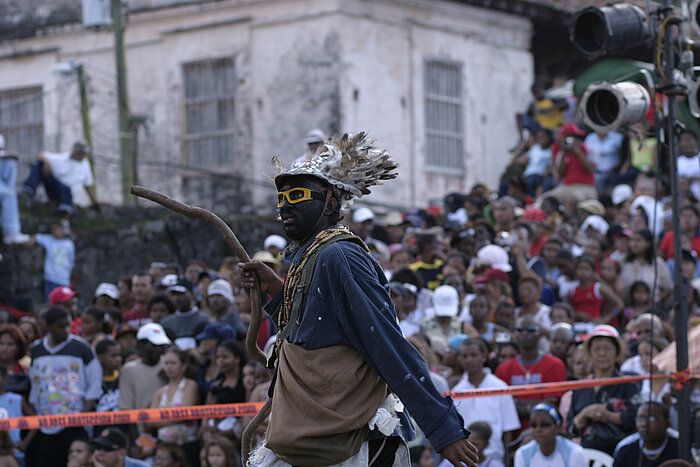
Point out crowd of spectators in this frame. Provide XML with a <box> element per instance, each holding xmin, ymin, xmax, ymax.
<box><xmin>0</xmin><ymin>82</ymin><xmax>699</xmax><ymax>466</ymax></box>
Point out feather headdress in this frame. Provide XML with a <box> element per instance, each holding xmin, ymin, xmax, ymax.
<box><xmin>272</xmin><ymin>132</ymin><xmax>398</xmax><ymax>208</ymax></box>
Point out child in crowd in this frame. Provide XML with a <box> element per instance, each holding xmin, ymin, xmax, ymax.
<box><xmin>0</xmin><ymin>363</ymin><xmax>29</xmax><ymax>465</ymax></box>
<box><xmin>621</xmin><ymin>281</ymin><xmax>652</xmax><ymax>329</ymax></box>
<box><xmin>570</xmin><ymin>256</ymin><xmax>623</xmax><ymax>324</ymax></box>
<box><xmin>26</xmin><ymin>222</ymin><xmax>75</xmax><ymax>301</ymax></box>
<box><xmin>94</xmin><ymin>339</ymin><xmax>124</xmax><ymax>434</ymax></box>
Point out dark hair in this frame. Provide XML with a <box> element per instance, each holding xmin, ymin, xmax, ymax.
<box><xmin>574</xmin><ymin>255</ymin><xmax>596</xmax><ymax>271</ymax></box>
<box><xmin>681</xmin><ymin>128</ymin><xmax>698</xmax><ymax>141</ymax></box>
<box><xmin>555</xmin><ymin>249</ymin><xmax>574</xmax><ymax>261</ymax></box>
<box><xmin>459</xmin><ymin>338</ymin><xmax>489</xmax><ymax>356</ymax></box>
<box><xmin>550</xmin><ymin>302</ymin><xmax>574</xmax><ymax>320</ymax></box>
<box><xmin>473</xmin><ymin>219</ymin><xmax>496</xmax><ymax>241</ymax></box>
<box><xmin>416</xmin><ymin>234</ymin><xmax>438</xmax><ymax>253</ymax></box>
<box><xmin>164</xmin><ymin>346</ymin><xmax>189</xmax><ymax>365</ymax></box>
<box><xmin>218</xmin><ymin>340</ymin><xmax>248</xmax><ymax>368</ymax></box>
<box><xmin>83</xmin><ymin>306</ymin><xmax>105</xmax><ymax>322</ymax></box>
<box><xmin>204</xmin><ymin>436</ymin><xmax>239</xmax><ymax>467</ymax></box>
<box><xmin>627</xmin><ymin>229</ymin><xmax>655</xmax><ymax>265</ymax></box>
<box><xmin>0</xmin><ymin>325</ymin><xmax>27</xmax><ymax>361</ymax></box>
<box><xmin>44</xmin><ymin>306</ymin><xmax>69</xmax><ymax>326</ymax></box>
<box><xmin>640</xmin><ymin>401</ymin><xmax>669</xmax><ymax>421</ymax></box>
<box><xmin>0</xmin><ymin>363</ymin><xmax>7</xmax><ymax>379</ymax></box>
<box><xmin>544</xmin><ymin>237</ymin><xmax>563</xmax><ymax>248</ymax></box>
<box><xmin>682</xmin><ymin>204</ymin><xmax>700</xmax><ymax>218</ymax></box>
<box><xmin>467</xmin><ymin>421</ymin><xmax>493</xmax><ymax>441</ymax></box>
<box><xmin>154</xmin><ymin>442</ymin><xmax>189</xmax><ymax>467</ymax></box>
<box><xmin>628</xmin><ymin>280</ymin><xmax>651</xmax><ymax>306</ymax></box>
<box><xmin>95</xmin><ymin>338</ymin><xmax>119</xmax><ymax>356</ymax></box>
<box><xmin>389</xmin><ymin>267</ymin><xmax>423</xmax><ymax>290</ymax></box>
<box><xmin>132</xmin><ymin>271</ymin><xmax>155</xmax><ymax>285</ymax></box>
<box><xmin>147</xmin><ymin>293</ymin><xmax>176</xmax><ymax>315</ymax></box>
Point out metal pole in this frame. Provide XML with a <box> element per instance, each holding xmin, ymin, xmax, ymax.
<box><xmin>662</xmin><ymin>0</ymin><xmax>691</xmax><ymax>460</ymax></box>
<box><xmin>76</xmin><ymin>63</ymin><xmax>97</xmax><ymax>196</ymax></box>
<box><xmin>111</xmin><ymin>0</ymin><xmax>134</xmax><ymax>205</ymax></box>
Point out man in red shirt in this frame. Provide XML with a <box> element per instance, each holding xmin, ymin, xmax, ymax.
<box><xmin>122</xmin><ymin>272</ymin><xmax>154</xmax><ymax>328</ymax></box>
<box><xmin>541</xmin><ymin>123</ymin><xmax>597</xmax><ymax>203</ymax></box>
<box><xmin>659</xmin><ymin>205</ymin><xmax>700</xmax><ymax>259</ymax></box>
<box><xmin>495</xmin><ymin>315</ymin><xmax>567</xmax><ymax>430</ymax></box>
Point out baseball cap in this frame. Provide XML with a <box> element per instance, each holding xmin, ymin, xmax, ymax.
<box><xmin>49</xmin><ymin>287</ymin><xmax>78</xmax><ymax>305</ymax></box>
<box><xmin>158</xmin><ymin>274</ymin><xmax>179</xmax><ymax>289</ymax></box>
<box><xmin>579</xmin><ymin>215</ymin><xmax>609</xmax><ymax>235</ymax></box>
<box><xmin>559</xmin><ymin>123</ymin><xmax>586</xmax><ymax>137</ymax></box>
<box><xmin>94</xmin><ymin>282</ymin><xmax>119</xmax><ymax>300</ymax></box>
<box><xmin>577</xmin><ymin>199</ymin><xmax>605</xmax><ymax>217</ymax></box>
<box><xmin>475</xmin><ymin>244</ymin><xmax>512</xmax><ymax>272</ymax></box>
<box><xmin>432</xmin><ymin>285</ymin><xmax>459</xmax><ymax>317</ymax></box>
<box><xmin>304</xmin><ymin>128</ymin><xmax>326</xmax><ymax>144</ymax></box>
<box><xmin>207</xmin><ymin>279</ymin><xmax>234</xmax><ymax>302</ymax></box>
<box><xmin>91</xmin><ymin>427</ymin><xmax>126</xmax><ymax>451</ymax></box>
<box><xmin>196</xmin><ymin>322</ymin><xmax>236</xmax><ymax>343</ymax></box>
<box><xmin>384</xmin><ymin>211</ymin><xmax>405</xmax><ymax>227</ymax></box>
<box><xmin>136</xmin><ymin>323</ymin><xmax>171</xmax><ymax>346</ymax></box>
<box><xmin>611</xmin><ymin>184</ymin><xmax>633</xmax><ymax>206</ymax></box>
<box><xmin>115</xmin><ymin>324</ymin><xmax>138</xmax><ymax>339</ymax></box>
<box><xmin>476</xmin><ymin>268</ymin><xmax>510</xmax><ymax>284</ymax></box>
<box><xmin>264</xmin><ymin>234</ymin><xmax>287</xmax><ymax>250</ymax></box>
<box><xmin>71</xmin><ymin>140</ymin><xmax>91</xmax><ymax>155</ymax></box>
<box><xmin>353</xmin><ymin>207</ymin><xmax>374</xmax><ymax>223</ymax></box>
<box><xmin>253</xmin><ymin>250</ymin><xmax>280</xmax><ymax>265</ymax></box>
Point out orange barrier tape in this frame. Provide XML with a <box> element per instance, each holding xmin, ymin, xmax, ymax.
<box><xmin>3</xmin><ymin>371</ymin><xmax>699</xmax><ymax>431</ymax></box>
<box><xmin>0</xmin><ymin>402</ymin><xmax>265</xmax><ymax>431</ymax></box>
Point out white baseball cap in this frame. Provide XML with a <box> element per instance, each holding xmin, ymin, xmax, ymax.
<box><xmin>476</xmin><ymin>244</ymin><xmax>512</xmax><ymax>272</ymax></box>
<box><xmin>264</xmin><ymin>234</ymin><xmax>287</xmax><ymax>250</ymax></box>
<box><xmin>136</xmin><ymin>323</ymin><xmax>171</xmax><ymax>346</ymax></box>
<box><xmin>611</xmin><ymin>184</ymin><xmax>633</xmax><ymax>206</ymax></box>
<box><xmin>432</xmin><ymin>285</ymin><xmax>459</xmax><ymax>317</ymax></box>
<box><xmin>94</xmin><ymin>282</ymin><xmax>119</xmax><ymax>300</ymax></box>
<box><xmin>353</xmin><ymin>207</ymin><xmax>375</xmax><ymax>224</ymax></box>
<box><xmin>207</xmin><ymin>279</ymin><xmax>234</xmax><ymax>302</ymax></box>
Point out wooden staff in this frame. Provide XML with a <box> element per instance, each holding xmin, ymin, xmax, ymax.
<box><xmin>130</xmin><ymin>186</ymin><xmax>272</xmax><ymax>463</ymax></box>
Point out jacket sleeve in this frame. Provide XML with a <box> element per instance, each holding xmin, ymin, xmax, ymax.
<box><xmin>324</xmin><ymin>244</ymin><xmax>468</xmax><ymax>452</ymax></box>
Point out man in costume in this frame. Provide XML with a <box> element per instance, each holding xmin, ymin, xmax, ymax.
<box><xmin>240</xmin><ymin>133</ymin><xmax>478</xmax><ymax>466</ymax></box>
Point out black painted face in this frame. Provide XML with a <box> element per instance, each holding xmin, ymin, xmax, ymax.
<box><xmin>278</xmin><ymin>176</ymin><xmax>327</xmax><ymax>242</ymax></box>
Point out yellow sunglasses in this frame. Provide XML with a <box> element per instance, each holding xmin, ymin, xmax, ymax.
<box><xmin>277</xmin><ymin>187</ymin><xmax>326</xmax><ymax>207</ymax></box>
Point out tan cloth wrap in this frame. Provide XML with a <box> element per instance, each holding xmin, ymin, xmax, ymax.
<box><xmin>266</xmin><ymin>343</ymin><xmax>388</xmax><ymax>466</ymax></box>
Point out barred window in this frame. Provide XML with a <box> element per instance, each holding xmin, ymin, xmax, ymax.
<box><xmin>183</xmin><ymin>57</ymin><xmax>236</xmax><ymax>169</ymax></box>
<box><xmin>424</xmin><ymin>59</ymin><xmax>464</xmax><ymax>173</ymax></box>
<box><xmin>0</xmin><ymin>86</ymin><xmax>44</xmax><ymax>160</ymax></box>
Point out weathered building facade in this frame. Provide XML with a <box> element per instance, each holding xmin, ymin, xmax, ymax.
<box><xmin>0</xmin><ymin>0</ymin><xmax>541</xmax><ymax>215</ymax></box>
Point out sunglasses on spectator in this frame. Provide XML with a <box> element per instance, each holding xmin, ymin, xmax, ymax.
<box><xmin>529</xmin><ymin>422</ymin><xmax>553</xmax><ymax>429</ymax></box>
<box><xmin>516</xmin><ymin>326</ymin><xmax>539</xmax><ymax>333</ymax></box>
<box><xmin>277</xmin><ymin>188</ymin><xmax>325</xmax><ymax>207</ymax></box>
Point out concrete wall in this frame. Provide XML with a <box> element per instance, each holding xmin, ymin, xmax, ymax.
<box><xmin>0</xmin><ymin>0</ymin><xmax>534</xmax><ymax>216</ymax></box>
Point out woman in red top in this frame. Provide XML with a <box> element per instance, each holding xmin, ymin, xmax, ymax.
<box><xmin>541</xmin><ymin>124</ymin><xmax>597</xmax><ymax>203</ymax></box>
<box><xmin>570</xmin><ymin>256</ymin><xmax>623</xmax><ymax>324</ymax></box>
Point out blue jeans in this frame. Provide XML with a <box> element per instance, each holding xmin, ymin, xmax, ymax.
<box><xmin>21</xmin><ymin>160</ymin><xmax>73</xmax><ymax>214</ymax></box>
<box><xmin>0</xmin><ymin>158</ymin><xmax>21</xmax><ymax>235</ymax></box>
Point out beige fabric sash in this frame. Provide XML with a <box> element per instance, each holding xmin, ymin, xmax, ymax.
<box><xmin>266</xmin><ymin>343</ymin><xmax>388</xmax><ymax>466</ymax></box>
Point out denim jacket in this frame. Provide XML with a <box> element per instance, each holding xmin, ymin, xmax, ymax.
<box><xmin>265</xmin><ymin>228</ymin><xmax>468</xmax><ymax>452</ymax></box>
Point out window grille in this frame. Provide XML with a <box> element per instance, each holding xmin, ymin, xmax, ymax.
<box><xmin>424</xmin><ymin>59</ymin><xmax>464</xmax><ymax>173</ymax></box>
<box><xmin>0</xmin><ymin>86</ymin><xmax>43</xmax><ymax>160</ymax></box>
<box><xmin>183</xmin><ymin>57</ymin><xmax>236</xmax><ymax>169</ymax></box>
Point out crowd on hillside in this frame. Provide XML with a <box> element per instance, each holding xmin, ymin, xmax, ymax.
<box><xmin>0</xmin><ymin>87</ymin><xmax>699</xmax><ymax>467</ymax></box>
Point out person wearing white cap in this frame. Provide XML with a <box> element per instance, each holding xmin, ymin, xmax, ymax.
<box><xmin>475</xmin><ymin>244</ymin><xmax>512</xmax><ymax>273</ymax></box>
<box><xmin>421</xmin><ymin>285</ymin><xmax>476</xmax><ymax>347</ymax></box>
<box><xmin>0</xmin><ymin>134</ymin><xmax>30</xmax><ymax>245</ymax></box>
<box><xmin>292</xmin><ymin>128</ymin><xmax>327</xmax><ymax>167</ymax></box>
<box><xmin>94</xmin><ymin>282</ymin><xmax>120</xmax><ymax>309</ymax></box>
<box><xmin>264</xmin><ymin>234</ymin><xmax>287</xmax><ymax>258</ymax></box>
<box><xmin>119</xmin><ymin>322</ymin><xmax>171</xmax><ymax>444</ymax></box>
<box><xmin>206</xmin><ymin>279</ymin><xmax>248</xmax><ymax>339</ymax></box>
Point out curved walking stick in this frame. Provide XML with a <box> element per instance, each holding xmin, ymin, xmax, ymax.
<box><xmin>130</xmin><ymin>186</ymin><xmax>266</xmax><ymax>365</ymax></box>
<box><xmin>131</xmin><ymin>186</ymin><xmax>271</xmax><ymax>464</ymax></box>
